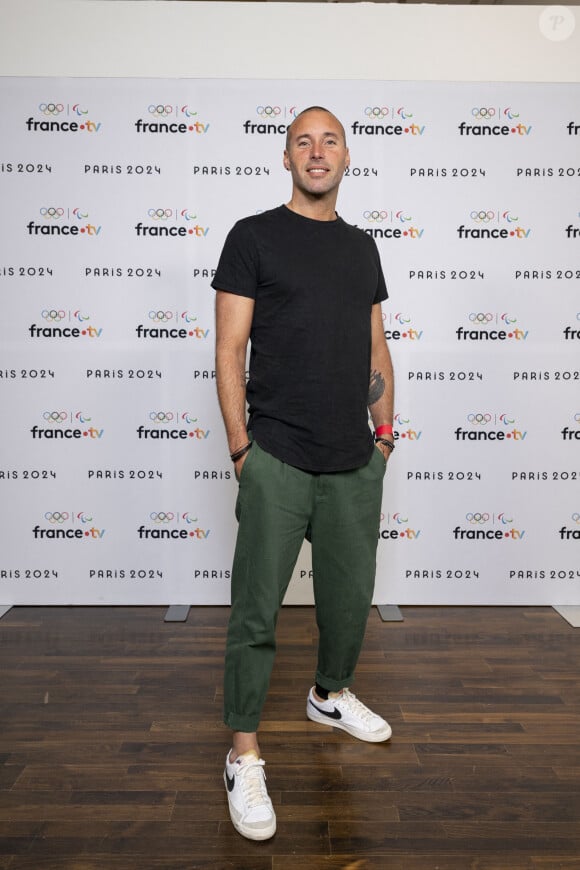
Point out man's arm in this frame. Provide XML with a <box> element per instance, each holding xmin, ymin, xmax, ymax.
<box><xmin>368</xmin><ymin>302</ymin><xmax>395</xmax><ymax>460</ymax></box>
<box><xmin>215</xmin><ymin>290</ymin><xmax>255</xmax><ymax>474</ymax></box>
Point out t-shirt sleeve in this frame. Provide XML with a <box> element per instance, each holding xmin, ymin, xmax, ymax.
<box><xmin>371</xmin><ymin>238</ymin><xmax>388</xmax><ymax>305</ymax></box>
<box><xmin>211</xmin><ymin>220</ymin><xmax>259</xmax><ymax>299</ymax></box>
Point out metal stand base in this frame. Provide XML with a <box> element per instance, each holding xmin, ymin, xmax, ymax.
<box><xmin>164</xmin><ymin>605</ymin><xmax>190</xmax><ymax>622</ymax></box>
<box><xmin>376</xmin><ymin>604</ymin><xmax>403</xmax><ymax>622</ymax></box>
<box><xmin>553</xmin><ymin>605</ymin><xmax>580</xmax><ymax>628</ymax></box>
<box><xmin>0</xmin><ymin>606</ymin><xmax>12</xmax><ymax>620</ymax></box>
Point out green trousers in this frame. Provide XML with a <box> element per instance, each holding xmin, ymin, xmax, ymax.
<box><xmin>224</xmin><ymin>439</ymin><xmax>386</xmax><ymax>732</ymax></box>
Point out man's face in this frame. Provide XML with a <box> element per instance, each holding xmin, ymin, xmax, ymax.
<box><xmin>283</xmin><ymin>110</ymin><xmax>350</xmax><ymax>199</ymax></box>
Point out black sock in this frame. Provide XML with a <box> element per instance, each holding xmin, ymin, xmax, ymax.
<box><xmin>315</xmin><ymin>683</ymin><xmax>329</xmax><ymax>700</ymax></box>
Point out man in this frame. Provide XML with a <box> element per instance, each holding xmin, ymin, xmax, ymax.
<box><xmin>212</xmin><ymin>106</ymin><xmax>395</xmax><ymax>841</ymax></box>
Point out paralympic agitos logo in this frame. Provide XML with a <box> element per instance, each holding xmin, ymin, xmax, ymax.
<box><xmin>26</xmin><ymin>102</ymin><xmax>102</xmax><ymax>133</ymax></box>
<box><xmin>27</xmin><ymin>207</ymin><xmax>102</xmax><ymax>237</ymax></box>
<box><xmin>134</xmin><ymin>104</ymin><xmax>209</xmax><ymax>134</ymax></box>
<box><xmin>458</xmin><ymin>210</ymin><xmax>530</xmax><ymax>240</ymax></box>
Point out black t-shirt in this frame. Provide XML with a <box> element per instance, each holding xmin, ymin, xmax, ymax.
<box><xmin>212</xmin><ymin>205</ymin><xmax>388</xmax><ymax>472</ymax></box>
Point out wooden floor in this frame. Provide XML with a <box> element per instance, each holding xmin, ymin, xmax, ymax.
<box><xmin>1</xmin><ymin>605</ymin><xmax>580</xmax><ymax>869</ymax></box>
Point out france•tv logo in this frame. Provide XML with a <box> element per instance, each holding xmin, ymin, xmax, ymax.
<box><xmin>454</xmin><ymin>413</ymin><xmax>527</xmax><ymax>442</ymax></box>
<box><xmin>561</xmin><ymin>412</ymin><xmax>580</xmax><ymax>441</ymax></box>
<box><xmin>135</xmin><ymin>310</ymin><xmax>210</xmax><ymax>340</ymax></box>
<box><xmin>559</xmin><ymin>512</ymin><xmax>580</xmax><ymax>541</ymax></box>
<box><xmin>29</xmin><ymin>309</ymin><xmax>103</xmax><ymax>339</ymax></box>
<box><xmin>453</xmin><ymin>512</ymin><xmax>525</xmax><ymax>541</ymax></box>
<box><xmin>32</xmin><ymin>511</ymin><xmax>106</xmax><ymax>540</ymax></box>
<box><xmin>457</xmin><ymin>210</ymin><xmax>531</xmax><ymax>240</ymax></box>
<box><xmin>383</xmin><ymin>313</ymin><xmax>424</xmax><ymax>341</ymax></box>
<box><xmin>135</xmin><ymin>209</ymin><xmax>209</xmax><ymax>239</ymax></box>
<box><xmin>136</xmin><ymin>411</ymin><xmax>210</xmax><ymax>441</ymax></box>
<box><xmin>458</xmin><ymin>106</ymin><xmax>531</xmax><ymax>137</ymax></box>
<box><xmin>27</xmin><ymin>207</ymin><xmax>102</xmax><ymax>238</ymax></box>
<box><xmin>26</xmin><ymin>102</ymin><xmax>102</xmax><ymax>133</ymax></box>
<box><xmin>351</xmin><ymin>105</ymin><xmax>426</xmax><ymax>136</ymax></box>
<box><xmin>393</xmin><ymin>413</ymin><xmax>422</xmax><ymax>442</ymax></box>
<box><xmin>456</xmin><ymin>312</ymin><xmax>528</xmax><ymax>342</ymax></box>
<box><xmin>359</xmin><ymin>209</ymin><xmax>424</xmax><ymax>240</ymax></box>
<box><xmin>137</xmin><ymin>511</ymin><xmax>210</xmax><ymax>540</ymax></box>
<box><xmin>30</xmin><ymin>410</ymin><xmax>104</xmax><ymax>441</ymax></box>
<box><xmin>378</xmin><ymin>512</ymin><xmax>421</xmax><ymax>541</ymax></box>
<box><xmin>134</xmin><ymin>104</ymin><xmax>209</xmax><ymax>134</ymax></box>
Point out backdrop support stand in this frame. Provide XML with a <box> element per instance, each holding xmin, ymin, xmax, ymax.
<box><xmin>552</xmin><ymin>606</ymin><xmax>580</xmax><ymax>628</ymax></box>
<box><xmin>164</xmin><ymin>606</ymin><xmax>190</xmax><ymax>622</ymax></box>
<box><xmin>376</xmin><ymin>605</ymin><xmax>403</xmax><ymax>622</ymax></box>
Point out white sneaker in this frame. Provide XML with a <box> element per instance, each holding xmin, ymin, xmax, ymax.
<box><xmin>306</xmin><ymin>687</ymin><xmax>392</xmax><ymax>742</ymax></box>
<box><xmin>223</xmin><ymin>750</ymin><xmax>276</xmax><ymax>841</ymax></box>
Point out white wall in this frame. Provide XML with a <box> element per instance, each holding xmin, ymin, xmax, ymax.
<box><xmin>0</xmin><ymin>0</ymin><xmax>579</xmax><ymax>83</ymax></box>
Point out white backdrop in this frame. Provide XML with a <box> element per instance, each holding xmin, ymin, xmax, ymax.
<box><xmin>1</xmin><ymin>76</ymin><xmax>579</xmax><ymax>605</ymax></box>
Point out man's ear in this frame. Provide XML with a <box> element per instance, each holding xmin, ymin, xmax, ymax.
<box><xmin>283</xmin><ymin>150</ymin><xmax>290</xmax><ymax>171</ymax></box>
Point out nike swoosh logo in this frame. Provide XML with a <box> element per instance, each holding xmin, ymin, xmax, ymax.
<box><xmin>309</xmin><ymin>698</ymin><xmax>342</xmax><ymax>720</ymax></box>
<box><xmin>225</xmin><ymin>771</ymin><xmax>236</xmax><ymax>792</ymax></box>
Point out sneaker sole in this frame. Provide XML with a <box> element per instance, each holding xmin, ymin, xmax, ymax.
<box><xmin>306</xmin><ymin>705</ymin><xmax>392</xmax><ymax>742</ymax></box>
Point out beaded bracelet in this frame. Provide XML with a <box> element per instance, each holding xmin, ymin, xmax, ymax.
<box><xmin>230</xmin><ymin>442</ymin><xmax>252</xmax><ymax>462</ymax></box>
<box><xmin>375</xmin><ymin>436</ymin><xmax>395</xmax><ymax>452</ymax></box>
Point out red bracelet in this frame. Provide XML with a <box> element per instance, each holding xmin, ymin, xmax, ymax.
<box><xmin>375</xmin><ymin>424</ymin><xmax>393</xmax><ymax>437</ymax></box>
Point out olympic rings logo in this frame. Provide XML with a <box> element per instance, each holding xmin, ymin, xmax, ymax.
<box><xmin>148</xmin><ymin>208</ymin><xmax>172</xmax><ymax>220</ymax></box>
<box><xmin>149</xmin><ymin>412</ymin><xmax>174</xmax><ymax>423</ymax></box>
<box><xmin>42</xmin><ymin>310</ymin><xmax>66</xmax><ymax>322</ymax></box>
<box><xmin>256</xmin><ymin>106</ymin><xmax>281</xmax><ymax>117</ymax></box>
<box><xmin>363</xmin><ymin>210</ymin><xmax>389</xmax><ymax>222</ymax></box>
<box><xmin>469</xmin><ymin>312</ymin><xmax>493</xmax><ymax>323</ymax></box>
<box><xmin>470</xmin><ymin>210</ymin><xmax>495</xmax><ymax>223</ymax></box>
<box><xmin>149</xmin><ymin>311</ymin><xmax>174</xmax><ymax>323</ymax></box>
<box><xmin>150</xmin><ymin>512</ymin><xmax>174</xmax><ymax>523</ymax></box>
<box><xmin>149</xmin><ymin>104</ymin><xmax>174</xmax><ymax>117</ymax></box>
<box><xmin>40</xmin><ymin>207</ymin><xmax>64</xmax><ymax>220</ymax></box>
<box><xmin>365</xmin><ymin>107</ymin><xmax>389</xmax><ymax>118</ymax></box>
<box><xmin>44</xmin><ymin>511</ymin><xmax>69</xmax><ymax>523</ymax></box>
<box><xmin>471</xmin><ymin>107</ymin><xmax>496</xmax><ymax>119</ymax></box>
<box><xmin>572</xmin><ymin>513</ymin><xmax>580</xmax><ymax>524</ymax></box>
<box><xmin>43</xmin><ymin>411</ymin><xmax>67</xmax><ymax>422</ymax></box>
<box><xmin>467</xmin><ymin>413</ymin><xmax>492</xmax><ymax>425</ymax></box>
<box><xmin>465</xmin><ymin>512</ymin><xmax>490</xmax><ymax>524</ymax></box>
<box><xmin>39</xmin><ymin>103</ymin><xmax>64</xmax><ymax>116</ymax></box>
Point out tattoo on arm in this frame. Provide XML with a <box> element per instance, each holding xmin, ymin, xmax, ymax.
<box><xmin>368</xmin><ymin>369</ymin><xmax>385</xmax><ymax>405</ymax></box>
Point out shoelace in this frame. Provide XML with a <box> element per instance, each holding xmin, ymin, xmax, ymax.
<box><xmin>237</xmin><ymin>758</ymin><xmax>269</xmax><ymax>808</ymax></box>
<box><xmin>335</xmin><ymin>688</ymin><xmax>376</xmax><ymax>722</ymax></box>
